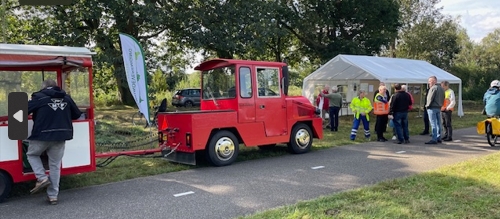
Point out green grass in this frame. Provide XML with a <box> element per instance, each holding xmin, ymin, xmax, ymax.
<box><xmin>9</xmin><ymin>101</ymin><xmax>487</xmax><ymax>199</ymax></box>
<box><xmin>239</xmin><ymin>152</ymin><xmax>500</xmax><ymax>219</ymax></box>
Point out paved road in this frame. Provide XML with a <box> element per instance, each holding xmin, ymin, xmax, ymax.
<box><xmin>1</xmin><ymin>127</ymin><xmax>498</xmax><ymax>219</ymax></box>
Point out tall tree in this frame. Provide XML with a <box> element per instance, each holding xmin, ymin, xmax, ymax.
<box><xmin>18</xmin><ymin>0</ymin><xmax>188</xmax><ymax>105</ymax></box>
<box><xmin>276</xmin><ymin>0</ymin><xmax>401</xmax><ymax>63</ymax></box>
<box><xmin>393</xmin><ymin>0</ymin><xmax>461</xmax><ymax>70</ymax></box>
<box><xmin>396</xmin><ymin>17</ymin><xmax>461</xmax><ymax>70</ymax></box>
<box><xmin>170</xmin><ymin>0</ymin><xmax>282</xmax><ymax>60</ymax></box>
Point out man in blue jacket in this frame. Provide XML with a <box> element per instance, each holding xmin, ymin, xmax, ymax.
<box><xmin>484</xmin><ymin>80</ymin><xmax>500</xmax><ymax>118</ymax></box>
<box><xmin>27</xmin><ymin>79</ymin><xmax>82</xmax><ymax>205</ymax></box>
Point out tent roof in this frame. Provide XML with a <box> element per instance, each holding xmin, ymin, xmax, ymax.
<box><xmin>0</xmin><ymin>43</ymin><xmax>95</xmax><ymax>57</ymax></box>
<box><xmin>304</xmin><ymin>54</ymin><xmax>461</xmax><ymax>84</ymax></box>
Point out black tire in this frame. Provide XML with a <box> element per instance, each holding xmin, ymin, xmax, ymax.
<box><xmin>206</xmin><ymin>130</ymin><xmax>239</xmax><ymax>166</ymax></box>
<box><xmin>288</xmin><ymin>123</ymin><xmax>313</xmax><ymax>154</ymax></box>
<box><xmin>184</xmin><ymin>101</ymin><xmax>194</xmax><ymax>107</ymax></box>
<box><xmin>0</xmin><ymin>171</ymin><xmax>12</xmax><ymax>203</ymax></box>
<box><xmin>486</xmin><ymin>122</ymin><xmax>498</xmax><ymax>147</ymax></box>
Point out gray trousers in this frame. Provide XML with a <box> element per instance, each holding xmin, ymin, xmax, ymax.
<box><xmin>27</xmin><ymin>140</ymin><xmax>65</xmax><ymax>199</ymax></box>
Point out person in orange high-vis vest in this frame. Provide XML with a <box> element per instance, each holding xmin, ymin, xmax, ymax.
<box><xmin>374</xmin><ymin>86</ymin><xmax>389</xmax><ymax>142</ymax></box>
<box><xmin>440</xmin><ymin>81</ymin><xmax>455</xmax><ymax>141</ymax></box>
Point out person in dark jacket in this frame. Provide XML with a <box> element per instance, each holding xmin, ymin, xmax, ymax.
<box><xmin>27</xmin><ymin>79</ymin><xmax>82</xmax><ymax>205</ymax></box>
<box><xmin>420</xmin><ymin>87</ymin><xmax>430</xmax><ymax>135</ymax></box>
<box><xmin>388</xmin><ymin>83</ymin><xmax>412</xmax><ymax>144</ymax></box>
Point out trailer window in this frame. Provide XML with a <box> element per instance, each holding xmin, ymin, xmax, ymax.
<box><xmin>202</xmin><ymin>65</ymin><xmax>236</xmax><ymax>100</ymax></box>
<box><xmin>0</xmin><ymin>70</ymin><xmax>57</xmax><ymax>116</ymax></box>
<box><xmin>239</xmin><ymin>67</ymin><xmax>252</xmax><ymax>98</ymax></box>
<box><xmin>256</xmin><ymin>67</ymin><xmax>280</xmax><ymax>97</ymax></box>
<box><xmin>62</xmin><ymin>68</ymin><xmax>90</xmax><ymax>107</ymax></box>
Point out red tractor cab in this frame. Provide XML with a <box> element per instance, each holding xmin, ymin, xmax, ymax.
<box><xmin>157</xmin><ymin>59</ymin><xmax>323</xmax><ymax>166</ymax></box>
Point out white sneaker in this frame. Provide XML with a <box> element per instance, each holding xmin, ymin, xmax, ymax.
<box><xmin>392</xmin><ymin>136</ymin><xmax>397</xmax><ymax>140</ymax></box>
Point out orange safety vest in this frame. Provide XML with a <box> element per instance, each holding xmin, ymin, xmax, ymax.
<box><xmin>441</xmin><ymin>89</ymin><xmax>454</xmax><ymax>111</ymax></box>
<box><xmin>373</xmin><ymin>93</ymin><xmax>389</xmax><ymax>115</ymax></box>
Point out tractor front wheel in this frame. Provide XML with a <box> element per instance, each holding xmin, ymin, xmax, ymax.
<box><xmin>288</xmin><ymin>123</ymin><xmax>313</xmax><ymax>154</ymax></box>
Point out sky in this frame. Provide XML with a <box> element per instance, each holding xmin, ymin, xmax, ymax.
<box><xmin>437</xmin><ymin>0</ymin><xmax>500</xmax><ymax>42</ymax></box>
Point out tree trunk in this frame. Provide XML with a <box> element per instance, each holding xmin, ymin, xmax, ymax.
<box><xmin>216</xmin><ymin>50</ymin><xmax>234</xmax><ymax>59</ymax></box>
<box><xmin>113</xmin><ymin>62</ymin><xmax>136</xmax><ymax>106</ymax></box>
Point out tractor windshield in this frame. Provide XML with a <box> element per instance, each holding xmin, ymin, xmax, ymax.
<box><xmin>201</xmin><ymin>65</ymin><xmax>236</xmax><ymax>100</ymax></box>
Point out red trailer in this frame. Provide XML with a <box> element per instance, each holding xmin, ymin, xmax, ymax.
<box><xmin>0</xmin><ymin>43</ymin><xmax>166</xmax><ymax>203</ymax></box>
<box><xmin>157</xmin><ymin>59</ymin><xmax>323</xmax><ymax>166</ymax></box>
<box><xmin>0</xmin><ymin>43</ymin><xmax>100</xmax><ymax>202</ymax></box>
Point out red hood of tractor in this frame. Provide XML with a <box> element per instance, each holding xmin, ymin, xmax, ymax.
<box><xmin>286</xmin><ymin>95</ymin><xmax>319</xmax><ymax>118</ymax></box>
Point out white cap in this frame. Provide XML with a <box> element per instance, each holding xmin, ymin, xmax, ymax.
<box><xmin>491</xmin><ymin>80</ymin><xmax>500</xmax><ymax>88</ymax></box>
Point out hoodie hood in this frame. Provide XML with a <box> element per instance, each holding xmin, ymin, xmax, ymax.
<box><xmin>40</xmin><ymin>86</ymin><xmax>66</xmax><ymax>98</ymax></box>
<box><xmin>487</xmin><ymin>88</ymin><xmax>500</xmax><ymax>95</ymax></box>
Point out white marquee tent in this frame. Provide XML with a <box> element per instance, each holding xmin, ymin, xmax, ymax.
<box><xmin>302</xmin><ymin>54</ymin><xmax>464</xmax><ymax>117</ymax></box>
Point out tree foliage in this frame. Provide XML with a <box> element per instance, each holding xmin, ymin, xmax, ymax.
<box><xmin>396</xmin><ymin>17</ymin><xmax>461</xmax><ymax>70</ymax></box>
<box><xmin>278</xmin><ymin>0</ymin><xmax>401</xmax><ymax>63</ymax></box>
<box><xmin>3</xmin><ymin>0</ymin><xmax>500</xmax><ymax>103</ymax></box>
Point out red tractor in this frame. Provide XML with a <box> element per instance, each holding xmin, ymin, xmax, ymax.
<box><xmin>157</xmin><ymin>59</ymin><xmax>323</xmax><ymax>166</ymax></box>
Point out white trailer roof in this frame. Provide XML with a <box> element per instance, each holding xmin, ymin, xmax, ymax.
<box><xmin>0</xmin><ymin>43</ymin><xmax>95</xmax><ymax>57</ymax></box>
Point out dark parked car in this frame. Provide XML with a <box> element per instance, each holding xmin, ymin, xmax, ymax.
<box><xmin>172</xmin><ymin>88</ymin><xmax>201</xmax><ymax>107</ymax></box>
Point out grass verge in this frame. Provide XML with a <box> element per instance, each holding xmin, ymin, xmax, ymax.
<box><xmin>9</xmin><ymin>103</ymin><xmax>487</xmax><ymax>199</ymax></box>
<box><xmin>239</xmin><ymin>151</ymin><xmax>500</xmax><ymax>219</ymax></box>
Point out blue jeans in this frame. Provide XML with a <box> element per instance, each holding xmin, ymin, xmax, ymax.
<box><xmin>392</xmin><ymin>112</ymin><xmax>409</xmax><ymax>142</ymax></box>
<box><xmin>427</xmin><ymin>108</ymin><xmax>442</xmax><ymax>141</ymax></box>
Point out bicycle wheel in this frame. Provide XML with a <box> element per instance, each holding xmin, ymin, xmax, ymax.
<box><xmin>486</xmin><ymin>122</ymin><xmax>498</xmax><ymax>147</ymax></box>
<box><xmin>132</xmin><ymin>112</ymin><xmax>145</xmax><ymax>127</ymax></box>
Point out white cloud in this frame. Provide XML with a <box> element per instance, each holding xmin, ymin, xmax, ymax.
<box><xmin>437</xmin><ymin>0</ymin><xmax>500</xmax><ymax>42</ymax></box>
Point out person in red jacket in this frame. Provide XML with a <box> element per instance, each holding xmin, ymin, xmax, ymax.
<box><xmin>316</xmin><ymin>85</ymin><xmax>330</xmax><ymax>128</ymax></box>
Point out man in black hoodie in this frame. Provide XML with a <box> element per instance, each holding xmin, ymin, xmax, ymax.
<box><xmin>389</xmin><ymin>83</ymin><xmax>412</xmax><ymax>144</ymax></box>
<box><xmin>26</xmin><ymin>79</ymin><xmax>82</xmax><ymax>205</ymax></box>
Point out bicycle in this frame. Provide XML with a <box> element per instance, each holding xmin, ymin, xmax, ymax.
<box><xmin>477</xmin><ymin>115</ymin><xmax>500</xmax><ymax>147</ymax></box>
<box><xmin>131</xmin><ymin>98</ymin><xmax>168</xmax><ymax>128</ymax></box>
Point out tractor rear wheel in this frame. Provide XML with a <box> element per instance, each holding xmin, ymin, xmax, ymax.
<box><xmin>206</xmin><ymin>130</ymin><xmax>239</xmax><ymax>166</ymax></box>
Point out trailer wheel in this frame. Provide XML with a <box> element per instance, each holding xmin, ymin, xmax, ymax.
<box><xmin>207</xmin><ymin>130</ymin><xmax>239</xmax><ymax>166</ymax></box>
<box><xmin>0</xmin><ymin>171</ymin><xmax>12</xmax><ymax>203</ymax></box>
<box><xmin>288</xmin><ymin>123</ymin><xmax>313</xmax><ymax>154</ymax></box>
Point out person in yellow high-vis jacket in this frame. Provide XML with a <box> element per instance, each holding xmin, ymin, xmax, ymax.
<box><xmin>440</xmin><ymin>81</ymin><xmax>455</xmax><ymax>141</ymax></box>
<box><xmin>349</xmin><ymin>90</ymin><xmax>373</xmax><ymax>140</ymax></box>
